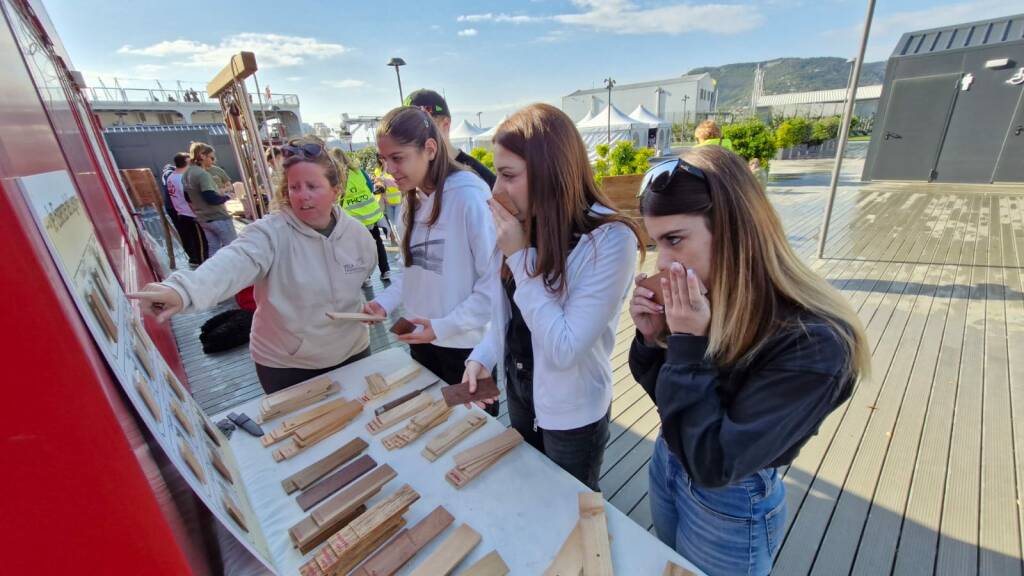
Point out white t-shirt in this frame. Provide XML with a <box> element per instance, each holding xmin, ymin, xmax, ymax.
<box><xmin>166</xmin><ymin>172</ymin><xmax>194</xmax><ymax>218</ymax></box>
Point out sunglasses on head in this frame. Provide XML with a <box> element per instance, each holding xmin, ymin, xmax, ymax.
<box><xmin>281</xmin><ymin>142</ymin><xmax>325</xmax><ymax>160</ymax></box>
<box><xmin>638</xmin><ymin>158</ymin><xmax>707</xmax><ymax>198</ymax></box>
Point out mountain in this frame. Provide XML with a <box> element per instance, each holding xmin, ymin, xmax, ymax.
<box><xmin>688</xmin><ymin>57</ymin><xmax>887</xmax><ymax>111</ymax></box>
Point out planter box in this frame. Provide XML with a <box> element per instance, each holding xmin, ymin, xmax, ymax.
<box><xmin>775</xmin><ymin>138</ymin><xmax>838</xmax><ymax>160</ymax></box>
<box><xmin>599</xmin><ymin>174</ymin><xmax>653</xmax><ymax>247</ymax></box>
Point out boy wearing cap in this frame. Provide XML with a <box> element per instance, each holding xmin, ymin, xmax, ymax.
<box><xmin>405</xmin><ymin>89</ymin><xmax>496</xmax><ymax>189</ymax></box>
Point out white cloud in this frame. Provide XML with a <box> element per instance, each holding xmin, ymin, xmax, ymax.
<box><xmin>554</xmin><ymin>0</ymin><xmax>764</xmax><ymax>35</ymax></box>
<box><xmin>457</xmin><ymin>28</ymin><xmax>479</xmax><ymax>37</ymax></box>
<box><xmin>533</xmin><ymin>29</ymin><xmax>571</xmax><ymax>44</ymax></box>
<box><xmin>322</xmin><ymin>79</ymin><xmax>366</xmax><ymax>88</ymax></box>
<box><xmin>117</xmin><ymin>33</ymin><xmax>346</xmax><ymax>68</ymax></box>
<box><xmin>133</xmin><ymin>63</ymin><xmax>167</xmax><ymax>74</ymax></box>
<box><xmin>458</xmin><ymin>13</ymin><xmax>542</xmax><ymax>23</ymax></box>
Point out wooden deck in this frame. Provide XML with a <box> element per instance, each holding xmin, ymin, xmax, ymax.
<box><xmin>175</xmin><ymin>154</ymin><xmax>1024</xmax><ymax>575</ymax></box>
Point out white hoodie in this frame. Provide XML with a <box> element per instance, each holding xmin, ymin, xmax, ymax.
<box><xmin>469</xmin><ymin>210</ymin><xmax>638</xmax><ymax>430</ymax></box>
<box><xmin>374</xmin><ymin>170</ymin><xmax>499</xmax><ymax>349</ymax></box>
<box><xmin>162</xmin><ymin>205</ymin><xmax>377</xmax><ymax>369</ymax></box>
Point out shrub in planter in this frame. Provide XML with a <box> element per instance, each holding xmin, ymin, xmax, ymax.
<box><xmin>593</xmin><ymin>141</ymin><xmax>655</xmax><ymax>185</ymax></box>
<box><xmin>775</xmin><ymin>117</ymin><xmax>812</xmax><ymax>150</ymax></box>
<box><xmin>722</xmin><ymin>119</ymin><xmax>777</xmax><ymax>166</ymax></box>
<box><xmin>469</xmin><ymin>147</ymin><xmax>494</xmax><ymax>171</ymax></box>
<box><xmin>809</xmin><ymin>116</ymin><xmax>842</xmax><ymax>145</ymax></box>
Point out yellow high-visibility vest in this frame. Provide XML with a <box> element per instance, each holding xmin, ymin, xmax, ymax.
<box><xmin>342</xmin><ymin>168</ymin><xmax>383</xmax><ymax>226</ymax></box>
<box><xmin>374</xmin><ymin>167</ymin><xmax>402</xmax><ymax>206</ymax></box>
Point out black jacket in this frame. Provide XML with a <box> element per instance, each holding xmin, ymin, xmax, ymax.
<box><xmin>629</xmin><ymin>315</ymin><xmax>855</xmax><ymax>488</ymax></box>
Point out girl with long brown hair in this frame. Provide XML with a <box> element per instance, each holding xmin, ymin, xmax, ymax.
<box><xmin>364</xmin><ymin>107</ymin><xmax>499</xmax><ymax>413</ymax></box>
<box><xmin>462</xmin><ymin>103</ymin><xmax>642</xmax><ymax>490</ymax></box>
<box><xmin>628</xmin><ymin>145</ymin><xmax>870</xmax><ymax>575</ymax></box>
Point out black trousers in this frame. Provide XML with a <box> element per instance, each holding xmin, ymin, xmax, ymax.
<box><xmin>409</xmin><ymin>343</ymin><xmax>500</xmax><ymax>417</ymax></box>
<box><xmin>254</xmin><ymin>347</ymin><xmax>370</xmax><ymax>394</ymax></box>
<box><xmin>173</xmin><ymin>214</ymin><xmax>208</xmax><ymax>265</ymax></box>
<box><xmin>369</xmin><ymin>224</ymin><xmax>390</xmax><ymax>275</ymax></box>
<box><xmin>505</xmin><ymin>353</ymin><xmax>610</xmax><ymax>491</ymax></box>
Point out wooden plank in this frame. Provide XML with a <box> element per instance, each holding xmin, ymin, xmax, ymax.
<box><xmin>662</xmin><ymin>561</ymin><xmax>696</xmax><ymax>576</ymax></box>
<box><xmin>1002</xmin><ymin>194</ymin><xmax>1024</xmax><ymax>576</ymax></box>
<box><xmin>282</xmin><ymin>437</ymin><xmax>369</xmax><ymax>494</ymax></box>
<box><xmin>578</xmin><ymin>492</ymin><xmax>614</xmax><ymax>576</ymax></box>
<box><xmin>350</xmin><ymin>505</ymin><xmax>454</xmax><ymax>576</ymax></box>
<box><xmin>423</xmin><ymin>412</ymin><xmax>488</xmax><ymax>461</ymax></box>
<box><xmin>289</xmin><ymin>465</ymin><xmax>396</xmax><ymax>554</ymax></box>
<box><xmin>297</xmin><ymin>454</ymin><xmax>376</xmax><ymax>512</ymax></box>
<box><xmin>441</xmin><ymin>378</ymin><xmax>501</xmax><ymax>406</ymax></box>
<box><xmin>407</xmin><ymin>523</ymin><xmax>481</xmax><ymax>576</ymax></box>
<box><xmin>544</xmin><ymin>522</ymin><xmax>584</xmax><ymax>576</ymax></box>
<box><xmin>459</xmin><ymin>550</ymin><xmax>509</xmax><ymax>576</ymax></box>
<box><xmin>206</xmin><ymin>51</ymin><xmax>257</xmax><ymax>98</ymax></box>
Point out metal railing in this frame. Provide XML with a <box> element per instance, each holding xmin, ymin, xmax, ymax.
<box><xmin>83</xmin><ymin>87</ymin><xmax>300</xmax><ymax>107</ymax></box>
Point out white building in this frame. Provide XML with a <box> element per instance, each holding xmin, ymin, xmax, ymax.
<box><xmin>562</xmin><ymin>73</ymin><xmax>717</xmax><ymax>125</ymax></box>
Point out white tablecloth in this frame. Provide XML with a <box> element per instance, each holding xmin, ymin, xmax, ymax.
<box><xmin>215</xmin><ymin>348</ymin><xmax>699</xmax><ymax>575</ymax></box>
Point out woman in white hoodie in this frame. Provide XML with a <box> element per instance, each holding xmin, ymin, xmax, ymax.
<box><xmin>463</xmin><ymin>104</ymin><xmax>642</xmax><ymax>490</ymax></box>
<box><xmin>363</xmin><ymin>106</ymin><xmax>499</xmax><ymax>415</ymax></box>
<box><xmin>130</xmin><ymin>136</ymin><xmax>378</xmax><ymax>393</ymax></box>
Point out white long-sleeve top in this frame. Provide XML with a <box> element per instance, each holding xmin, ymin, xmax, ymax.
<box><xmin>162</xmin><ymin>205</ymin><xmax>377</xmax><ymax>369</ymax></box>
<box><xmin>374</xmin><ymin>170</ymin><xmax>499</xmax><ymax>349</ymax></box>
<box><xmin>469</xmin><ymin>210</ymin><xmax>638</xmax><ymax>430</ymax></box>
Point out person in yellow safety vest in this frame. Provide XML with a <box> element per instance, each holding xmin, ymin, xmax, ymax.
<box><xmin>331</xmin><ymin>148</ymin><xmax>392</xmax><ymax>284</ymax></box>
<box><xmin>694</xmin><ymin>119</ymin><xmax>734</xmax><ymax>151</ymax></box>
<box><xmin>373</xmin><ymin>165</ymin><xmax>402</xmax><ymax>242</ymax></box>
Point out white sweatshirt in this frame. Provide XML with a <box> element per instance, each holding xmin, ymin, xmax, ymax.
<box><xmin>469</xmin><ymin>210</ymin><xmax>638</xmax><ymax>430</ymax></box>
<box><xmin>374</xmin><ymin>170</ymin><xmax>498</xmax><ymax>349</ymax></box>
<box><xmin>162</xmin><ymin>205</ymin><xmax>377</xmax><ymax>369</ymax></box>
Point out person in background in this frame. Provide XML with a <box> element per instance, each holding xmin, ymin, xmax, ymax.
<box><xmin>266</xmin><ymin>146</ymin><xmax>285</xmax><ymax>211</ymax></box>
<box><xmin>628</xmin><ymin>146</ymin><xmax>869</xmax><ymax>575</ymax></box>
<box><xmin>694</xmin><ymin>119</ymin><xmax>734</xmax><ymax>151</ymax></box>
<box><xmin>130</xmin><ymin>135</ymin><xmax>377</xmax><ymax>394</ymax></box>
<box><xmin>405</xmin><ymin>89</ymin><xmax>496</xmax><ymax>189</ymax></box>
<box><xmin>184</xmin><ymin>142</ymin><xmax>237</xmax><ymax>256</ymax></box>
<box><xmin>165</xmin><ymin>152</ymin><xmax>207</xmax><ymax>266</ymax></box>
<box><xmin>331</xmin><ymin>148</ymin><xmax>391</xmax><ymax>284</ymax></box>
<box><xmin>373</xmin><ymin>163</ymin><xmax>403</xmax><ymax>243</ymax></box>
<box><xmin>365</xmin><ymin>106</ymin><xmax>499</xmax><ymax>415</ymax></box>
<box><xmin>462</xmin><ymin>104</ymin><xmax>641</xmax><ymax>490</ymax></box>
<box><xmin>749</xmin><ymin>157</ymin><xmax>769</xmax><ymax>189</ymax></box>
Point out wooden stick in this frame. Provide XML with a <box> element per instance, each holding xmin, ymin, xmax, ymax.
<box><xmin>282</xmin><ymin>437</ymin><xmax>368</xmax><ymax>494</ymax></box>
<box><xmin>297</xmin><ymin>454</ymin><xmax>376</xmax><ymax>512</ymax></box>
<box><xmin>134</xmin><ymin>374</ymin><xmax>161</xmax><ymax>422</ymax></box>
<box><xmin>87</xmin><ymin>290</ymin><xmax>117</xmax><ymax>342</ymax></box>
<box><xmin>274</xmin><ymin>401</ymin><xmax>363</xmax><ymax>461</ymax></box>
<box><xmin>164</xmin><ymin>368</ymin><xmax>187</xmax><ymax>402</ymax></box>
<box><xmin>208</xmin><ymin>447</ymin><xmax>233</xmax><ymax>484</ymax></box>
<box><xmin>325</xmin><ymin>516</ymin><xmax>406</xmax><ymax>576</ymax></box>
<box><xmin>407</xmin><ymin>523</ymin><xmax>481</xmax><ymax>576</ymax></box>
<box><xmin>381</xmin><ymin>400</ymin><xmax>452</xmax><ymax>450</ymax></box>
<box><xmin>578</xmin><ymin>493</ymin><xmax>613</xmax><ymax>576</ymax></box>
<box><xmin>178</xmin><ymin>438</ymin><xmax>205</xmax><ymax>484</ymax></box>
<box><xmin>350</xmin><ymin>505</ymin><xmax>454</xmax><ymax>576</ymax></box>
<box><xmin>363</xmin><ymin>364</ymin><xmax>421</xmax><ymax>401</ymax></box>
<box><xmin>422</xmin><ymin>412</ymin><xmax>487</xmax><ymax>462</ymax></box>
<box><xmin>375</xmin><ymin>380</ymin><xmax>439</xmax><ymax>416</ymax></box>
<box><xmin>171</xmin><ymin>401</ymin><xmax>195</xmax><ymax>436</ymax></box>
<box><xmin>261</xmin><ymin>397</ymin><xmax>352</xmax><ymax>446</ymax></box>
<box><xmin>326</xmin><ymin>311</ymin><xmax>387</xmax><ymax>322</ymax></box>
<box><xmin>366</xmin><ymin>393</ymin><xmax>432</xmax><ymax>435</ymax></box>
<box><xmin>133</xmin><ymin>336</ymin><xmax>154</xmax><ymax>379</ymax></box>
<box><xmin>460</xmin><ymin>550</ymin><xmax>510</xmax><ymax>576</ymax></box>
<box><xmin>222</xmin><ymin>493</ymin><xmax>248</xmax><ymax>533</ymax></box>
<box><xmin>446</xmin><ymin>429</ymin><xmax>523</xmax><ymax>488</ymax></box>
<box><xmin>289</xmin><ymin>465</ymin><xmax>396</xmax><ymax>553</ymax></box>
<box><xmin>259</xmin><ymin>376</ymin><xmax>339</xmax><ymax>421</ymax></box>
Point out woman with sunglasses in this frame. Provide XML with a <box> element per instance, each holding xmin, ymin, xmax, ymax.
<box><xmin>462</xmin><ymin>104</ymin><xmax>643</xmax><ymax>490</ymax></box>
<box><xmin>130</xmin><ymin>136</ymin><xmax>379</xmax><ymax>393</ymax></box>
<box><xmin>629</xmin><ymin>146</ymin><xmax>870</xmax><ymax>575</ymax></box>
<box><xmin>364</xmin><ymin>107</ymin><xmax>500</xmax><ymax>414</ymax></box>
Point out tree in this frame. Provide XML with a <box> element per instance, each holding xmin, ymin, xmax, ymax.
<box><xmin>722</xmin><ymin>119</ymin><xmax>777</xmax><ymax>165</ymax></box>
<box><xmin>349</xmin><ymin>146</ymin><xmax>380</xmax><ymax>173</ymax></box>
<box><xmin>809</xmin><ymin>116</ymin><xmax>842</xmax><ymax>145</ymax></box>
<box><xmin>775</xmin><ymin>117</ymin><xmax>812</xmax><ymax>149</ymax></box>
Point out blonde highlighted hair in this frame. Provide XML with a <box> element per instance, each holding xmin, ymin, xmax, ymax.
<box><xmin>694</xmin><ymin>120</ymin><xmax>722</xmax><ymax>143</ymax></box>
<box><xmin>641</xmin><ymin>145</ymin><xmax>870</xmax><ymax>380</ymax></box>
<box><xmin>273</xmin><ymin>135</ymin><xmax>347</xmax><ymax>208</ymax></box>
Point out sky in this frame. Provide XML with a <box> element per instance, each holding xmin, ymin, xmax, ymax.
<box><xmin>44</xmin><ymin>0</ymin><xmax>1023</xmax><ymax>129</ymax></box>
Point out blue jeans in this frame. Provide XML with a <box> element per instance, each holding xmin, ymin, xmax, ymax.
<box><xmin>200</xmin><ymin>218</ymin><xmax>238</xmax><ymax>257</ymax></box>
<box><xmin>649</xmin><ymin>435</ymin><xmax>786</xmax><ymax>576</ymax></box>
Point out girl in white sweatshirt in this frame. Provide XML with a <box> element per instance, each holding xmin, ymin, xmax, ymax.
<box><xmin>364</xmin><ymin>106</ymin><xmax>499</xmax><ymax>415</ymax></box>
<box><xmin>463</xmin><ymin>104</ymin><xmax>642</xmax><ymax>490</ymax></box>
<box><xmin>130</xmin><ymin>136</ymin><xmax>378</xmax><ymax>393</ymax></box>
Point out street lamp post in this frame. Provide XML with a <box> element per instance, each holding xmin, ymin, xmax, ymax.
<box><xmin>387</xmin><ymin>57</ymin><xmax>406</xmax><ymax>105</ymax></box>
<box><xmin>604</xmin><ymin>77</ymin><xmax>616</xmax><ymax>145</ymax></box>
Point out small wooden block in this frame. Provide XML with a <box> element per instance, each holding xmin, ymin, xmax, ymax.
<box><xmin>351</xmin><ymin>505</ymin><xmax>454</xmax><ymax>576</ymax></box>
<box><xmin>178</xmin><ymin>438</ymin><xmax>205</xmax><ymax>484</ymax></box>
<box><xmin>164</xmin><ymin>368</ymin><xmax>187</xmax><ymax>402</ymax></box>
<box><xmin>578</xmin><ymin>492</ymin><xmax>613</xmax><ymax>576</ymax></box>
<box><xmin>407</xmin><ymin>523</ymin><xmax>481</xmax><ymax>576</ymax></box>
<box><xmin>297</xmin><ymin>454</ymin><xmax>376</xmax><ymax>511</ymax></box>
<box><xmin>326</xmin><ymin>311</ymin><xmax>387</xmax><ymax>322</ymax></box>
<box><xmin>133</xmin><ymin>336</ymin><xmax>154</xmax><ymax>379</ymax></box>
<box><xmin>663</xmin><ymin>561</ymin><xmax>697</xmax><ymax>576</ymax></box>
<box><xmin>293</xmin><ymin>401</ymin><xmax>362</xmax><ymax>444</ymax></box>
<box><xmin>382</xmin><ymin>401</ymin><xmax>452</xmax><ymax>450</ymax></box>
<box><xmin>222</xmin><ymin>493</ymin><xmax>248</xmax><ymax>533</ymax></box>
<box><xmin>323</xmin><ymin>516</ymin><xmax>406</xmax><ymax>576</ymax></box>
<box><xmin>171</xmin><ymin>401</ymin><xmax>195</xmax><ymax>436</ymax></box>
<box><xmin>491</xmin><ymin>189</ymin><xmax>519</xmax><ymax>216</ymax></box>
<box><xmin>134</xmin><ymin>373</ymin><xmax>161</xmax><ymax>422</ymax></box>
<box><xmin>293</xmin><ymin>504</ymin><xmax>366</xmax><ymax>555</ymax></box>
<box><xmin>201</xmin><ymin>417</ymin><xmax>222</xmax><ymax>447</ymax></box>
<box><xmin>88</xmin><ymin>290</ymin><xmax>118</xmax><ymax>342</ymax></box>
<box><xmin>460</xmin><ymin>550</ymin><xmax>510</xmax><ymax>576</ymax></box>
<box><xmin>367</xmin><ymin>393</ymin><xmax>432</xmax><ymax>435</ymax></box>
<box><xmin>208</xmin><ymin>446</ymin><xmax>233</xmax><ymax>484</ymax></box>
<box><xmin>262</xmin><ymin>397</ymin><xmax>352</xmax><ymax>446</ymax></box>
<box><xmin>389</xmin><ymin>317</ymin><xmax>416</xmax><ymax>335</ymax></box>
<box><xmin>422</xmin><ymin>412</ymin><xmax>487</xmax><ymax>461</ymax></box>
<box><xmin>364</xmin><ymin>364</ymin><xmax>421</xmax><ymax>400</ymax></box>
<box><xmin>282</xmin><ymin>437</ymin><xmax>368</xmax><ymax>494</ymax></box>
<box><xmin>453</xmin><ymin>428</ymin><xmax>522</xmax><ymax>469</ymax></box>
<box><xmin>637</xmin><ymin>270</ymin><xmax>668</xmax><ymax>306</ymax></box>
<box><xmin>440</xmin><ymin>378</ymin><xmax>500</xmax><ymax>407</ymax></box>
<box><xmin>260</xmin><ymin>376</ymin><xmax>338</xmax><ymax>419</ymax></box>
<box><xmin>289</xmin><ymin>464</ymin><xmax>397</xmax><ymax>553</ymax></box>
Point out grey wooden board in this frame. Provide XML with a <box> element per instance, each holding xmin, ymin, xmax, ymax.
<box><xmin>169</xmin><ymin>157</ymin><xmax>1024</xmax><ymax>575</ymax></box>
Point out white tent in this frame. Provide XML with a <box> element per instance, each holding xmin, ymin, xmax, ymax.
<box><xmin>576</xmin><ymin>104</ymin><xmax>646</xmax><ymax>161</ymax></box>
<box><xmin>628</xmin><ymin>104</ymin><xmax>672</xmax><ymax>155</ymax></box>
<box><xmin>577</xmin><ymin>110</ymin><xmax>595</xmax><ymax>125</ymax></box>
<box><xmin>449</xmin><ymin>119</ymin><xmax>486</xmax><ymax>152</ymax></box>
<box><xmin>474</xmin><ymin>116</ymin><xmax>507</xmax><ymax>150</ymax></box>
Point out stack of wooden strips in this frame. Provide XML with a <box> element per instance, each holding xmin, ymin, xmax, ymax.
<box><xmin>281</xmin><ymin>437</ymin><xmax>369</xmax><ymax>494</ymax></box>
<box><xmin>289</xmin><ymin>465</ymin><xmax>397</xmax><ymax>554</ymax></box>
<box><xmin>362</xmin><ymin>364</ymin><xmax>421</xmax><ymax>402</ymax></box>
<box><xmin>270</xmin><ymin>398</ymin><xmax>363</xmax><ymax>462</ymax></box>
<box><xmin>381</xmin><ymin>399</ymin><xmax>453</xmax><ymax>450</ymax></box>
<box><xmin>350</xmin><ymin>506</ymin><xmax>454</xmax><ymax>576</ymax></box>
<box><xmin>299</xmin><ymin>484</ymin><xmax>420</xmax><ymax>576</ymax></box>
<box><xmin>544</xmin><ymin>492</ymin><xmax>614</xmax><ymax>576</ymax></box>
<box><xmin>258</xmin><ymin>376</ymin><xmax>340</xmax><ymax>422</ymax></box>
<box><xmin>421</xmin><ymin>412</ymin><xmax>487</xmax><ymax>462</ymax></box>
<box><xmin>445</xmin><ymin>428</ymin><xmax>523</xmax><ymax>488</ymax></box>
<box><xmin>366</xmin><ymin>393</ymin><xmax>433</xmax><ymax>435</ymax></box>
